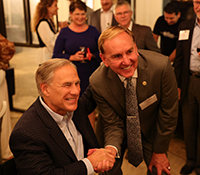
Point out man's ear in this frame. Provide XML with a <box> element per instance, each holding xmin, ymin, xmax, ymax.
<box><xmin>40</xmin><ymin>83</ymin><xmax>49</xmax><ymax>97</ymax></box>
<box><xmin>100</xmin><ymin>53</ymin><xmax>109</xmax><ymax>67</ymax></box>
<box><xmin>134</xmin><ymin>44</ymin><xmax>139</xmax><ymax>56</ymax></box>
<box><xmin>178</xmin><ymin>12</ymin><xmax>181</xmax><ymax>18</ymax></box>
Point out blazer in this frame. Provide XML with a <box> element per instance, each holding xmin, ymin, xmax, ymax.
<box><xmin>9</xmin><ymin>90</ymin><xmax>99</xmax><ymax>175</ymax></box>
<box><xmin>132</xmin><ymin>23</ymin><xmax>160</xmax><ymax>53</ymax></box>
<box><xmin>89</xmin><ymin>49</ymin><xmax>178</xmax><ymax>154</ymax></box>
<box><xmin>88</xmin><ymin>9</ymin><xmax>118</xmax><ymax>33</ymax></box>
<box><xmin>174</xmin><ymin>18</ymin><xmax>195</xmax><ymax>102</ymax></box>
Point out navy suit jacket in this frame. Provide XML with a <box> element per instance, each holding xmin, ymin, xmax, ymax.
<box><xmin>174</xmin><ymin>18</ymin><xmax>195</xmax><ymax>102</ymax></box>
<box><xmin>9</xmin><ymin>90</ymin><xmax>99</xmax><ymax>175</ymax></box>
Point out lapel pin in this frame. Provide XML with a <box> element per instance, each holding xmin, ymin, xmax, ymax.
<box><xmin>142</xmin><ymin>81</ymin><xmax>147</xmax><ymax>86</ymax></box>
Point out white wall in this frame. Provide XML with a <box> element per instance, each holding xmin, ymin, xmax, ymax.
<box><xmin>57</xmin><ymin>0</ymin><xmax>163</xmax><ymax>30</ymax></box>
<box><xmin>135</xmin><ymin>0</ymin><xmax>163</xmax><ymax>30</ymax></box>
<box><xmin>57</xmin><ymin>0</ymin><xmax>70</xmax><ymax>22</ymax></box>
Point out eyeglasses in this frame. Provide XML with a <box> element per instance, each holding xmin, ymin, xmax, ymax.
<box><xmin>115</xmin><ymin>11</ymin><xmax>131</xmax><ymax>16</ymax></box>
<box><xmin>193</xmin><ymin>1</ymin><xmax>200</xmax><ymax>6</ymax></box>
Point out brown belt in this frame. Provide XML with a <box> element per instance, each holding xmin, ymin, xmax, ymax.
<box><xmin>190</xmin><ymin>70</ymin><xmax>200</xmax><ymax>78</ymax></box>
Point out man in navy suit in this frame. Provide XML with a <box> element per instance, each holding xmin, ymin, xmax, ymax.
<box><xmin>9</xmin><ymin>59</ymin><xmax>115</xmax><ymax>175</ymax></box>
<box><xmin>174</xmin><ymin>1</ymin><xmax>200</xmax><ymax>174</ymax></box>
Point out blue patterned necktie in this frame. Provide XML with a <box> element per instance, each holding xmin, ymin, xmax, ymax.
<box><xmin>126</xmin><ymin>77</ymin><xmax>143</xmax><ymax>167</ymax></box>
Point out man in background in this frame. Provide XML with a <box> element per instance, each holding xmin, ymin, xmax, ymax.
<box><xmin>153</xmin><ymin>2</ymin><xmax>184</xmax><ymax>63</ymax></box>
<box><xmin>114</xmin><ymin>0</ymin><xmax>160</xmax><ymax>53</ymax></box>
<box><xmin>89</xmin><ymin>0</ymin><xmax>118</xmax><ymax>33</ymax></box>
<box><xmin>174</xmin><ymin>0</ymin><xmax>200</xmax><ymax>174</ymax></box>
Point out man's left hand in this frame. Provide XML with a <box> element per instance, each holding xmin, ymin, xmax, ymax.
<box><xmin>148</xmin><ymin>152</ymin><xmax>171</xmax><ymax>175</ymax></box>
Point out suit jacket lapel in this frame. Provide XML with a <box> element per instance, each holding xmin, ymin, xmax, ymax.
<box><xmin>137</xmin><ymin>54</ymin><xmax>149</xmax><ymax>104</ymax></box>
<box><xmin>35</xmin><ymin>98</ymin><xmax>77</xmax><ymax>161</ymax></box>
<box><xmin>188</xmin><ymin>19</ymin><xmax>195</xmax><ymax>53</ymax></box>
<box><xmin>107</xmin><ymin>68</ymin><xmax>126</xmax><ymax>114</ymax></box>
<box><xmin>132</xmin><ymin>22</ymin><xmax>139</xmax><ymax>41</ymax></box>
<box><xmin>97</xmin><ymin>10</ymin><xmax>101</xmax><ymax>33</ymax></box>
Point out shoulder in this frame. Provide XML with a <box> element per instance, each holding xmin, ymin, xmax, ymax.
<box><xmin>90</xmin><ymin>64</ymin><xmax>108</xmax><ymax>84</ymax></box>
<box><xmin>88</xmin><ymin>26</ymin><xmax>100</xmax><ymax>34</ymax></box>
<box><xmin>138</xmin><ymin>49</ymin><xmax>169</xmax><ymax>68</ymax></box>
<box><xmin>59</xmin><ymin>26</ymin><xmax>70</xmax><ymax>36</ymax></box>
<box><xmin>90</xmin><ymin>9</ymin><xmax>100</xmax><ymax>17</ymax></box>
<box><xmin>93</xmin><ymin>9</ymin><xmax>100</xmax><ymax>14</ymax></box>
<box><xmin>179</xmin><ymin>18</ymin><xmax>195</xmax><ymax>28</ymax></box>
<box><xmin>157</xmin><ymin>16</ymin><xmax>164</xmax><ymax>22</ymax></box>
<box><xmin>37</xmin><ymin>19</ymin><xmax>50</xmax><ymax>29</ymax></box>
<box><xmin>11</xmin><ymin>98</ymin><xmax>42</xmax><ymax>133</ymax></box>
<box><xmin>38</xmin><ymin>19</ymin><xmax>49</xmax><ymax>25</ymax></box>
<box><xmin>134</xmin><ymin>23</ymin><xmax>151</xmax><ymax>32</ymax></box>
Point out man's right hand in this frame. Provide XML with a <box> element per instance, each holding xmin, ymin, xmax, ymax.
<box><xmin>87</xmin><ymin>148</ymin><xmax>115</xmax><ymax>173</ymax></box>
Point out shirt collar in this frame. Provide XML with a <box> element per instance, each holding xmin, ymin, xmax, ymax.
<box><xmin>128</xmin><ymin>20</ymin><xmax>133</xmax><ymax>31</ymax></box>
<box><xmin>118</xmin><ymin>68</ymin><xmax>138</xmax><ymax>83</ymax></box>
<box><xmin>39</xmin><ymin>96</ymin><xmax>74</xmax><ymax>125</ymax></box>
<box><xmin>195</xmin><ymin>17</ymin><xmax>200</xmax><ymax>27</ymax></box>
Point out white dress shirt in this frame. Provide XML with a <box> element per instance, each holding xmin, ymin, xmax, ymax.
<box><xmin>100</xmin><ymin>5</ymin><xmax>114</xmax><ymax>32</ymax></box>
<box><xmin>39</xmin><ymin>97</ymin><xmax>94</xmax><ymax>175</ymax></box>
<box><xmin>190</xmin><ymin>18</ymin><xmax>200</xmax><ymax>72</ymax></box>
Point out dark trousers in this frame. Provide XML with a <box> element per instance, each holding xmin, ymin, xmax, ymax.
<box><xmin>182</xmin><ymin>75</ymin><xmax>200</xmax><ymax>174</ymax></box>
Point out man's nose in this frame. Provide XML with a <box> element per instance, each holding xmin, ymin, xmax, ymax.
<box><xmin>122</xmin><ymin>55</ymin><xmax>130</xmax><ymax>65</ymax></box>
<box><xmin>71</xmin><ymin>85</ymin><xmax>80</xmax><ymax>95</ymax></box>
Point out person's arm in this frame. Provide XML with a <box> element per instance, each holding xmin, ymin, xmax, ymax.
<box><xmin>169</xmin><ymin>49</ymin><xmax>176</xmax><ymax>62</ymax></box>
<box><xmin>80</xmin><ymin>86</ymin><xmax>97</xmax><ymax>115</ymax></box>
<box><xmin>153</xmin><ymin>33</ymin><xmax>159</xmax><ymax>43</ymax></box>
<box><xmin>144</xmin><ymin>27</ymin><xmax>160</xmax><ymax>53</ymax></box>
<box><xmin>149</xmin><ymin>59</ymin><xmax>178</xmax><ymax>174</ymax></box>
<box><xmin>37</xmin><ymin>21</ymin><xmax>57</xmax><ymax>54</ymax></box>
<box><xmin>153</xmin><ymin>16</ymin><xmax>161</xmax><ymax>44</ymax></box>
<box><xmin>89</xmin><ymin>83</ymin><xmax>125</xmax><ymax>155</ymax></box>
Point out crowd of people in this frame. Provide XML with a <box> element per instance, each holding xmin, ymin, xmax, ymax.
<box><xmin>1</xmin><ymin>0</ymin><xmax>200</xmax><ymax>175</ymax></box>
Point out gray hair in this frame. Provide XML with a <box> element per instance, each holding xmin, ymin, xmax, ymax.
<box><xmin>35</xmin><ymin>58</ymin><xmax>77</xmax><ymax>96</ymax></box>
<box><xmin>114</xmin><ymin>0</ymin><xmax>131</xmax><ymax>14</ymax></box>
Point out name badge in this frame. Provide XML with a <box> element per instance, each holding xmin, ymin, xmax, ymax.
<box><xmin>139</xmin><ymin>94</ymin><xmax>158</xmax><ymax>110</ymax></box>
<box><xmin>178</xmin><ymin>30</ymin><xmax>190</xmax><ymax>40</ymax></box>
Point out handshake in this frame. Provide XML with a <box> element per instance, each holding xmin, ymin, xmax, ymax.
<box><xmin>87</xmin><ymin>146</ymin><xmax>117</xmax><ymax>173</ymax></box>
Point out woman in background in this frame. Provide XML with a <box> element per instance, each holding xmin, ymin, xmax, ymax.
<box><xmin>32</xmin><ymin>0</ymin><xmax>67</xmax><ymax>64</ymax></box>
<box><xmin>53</xmin><ymin>0</ymin><xmax>101</xmax><ymax>96</ymax></box>
<box><xmin>53</xmin><ymin>0</ymin><xmax>101</xmax><ymax>129</ymax></box>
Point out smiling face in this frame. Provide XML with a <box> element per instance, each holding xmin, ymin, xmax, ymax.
<box><xmin>164</xmin><ymin>12</ymin><xmax>180</xmax><ymax>25</ymax></box>
<box><xmin>114</xmin><ymin>4</ymin><xmax>132</xmax><ymax>28</ymax></box>
<box><xmin>47</xmin><ymin>0</ymin><xmax>58</xmax><ymax>17</ymax></box>
<box><xmin>100</xmin><ymin>31</ymin><xmax>139</xmax><ymax>78</ymax></box>
<box><xmin>193</xmin><ymin>0</ymin><xmax>200</xmax><ymax>21</ymax></box>
<box><xmin>70</xmin><ymin>8</ymin><xmax>86</xmax><ymax>26</ymax></box>
<box><xmin>41</xmin><ymin>64</ymin><xmax>80</xmax><ymax>115</ymax></box>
